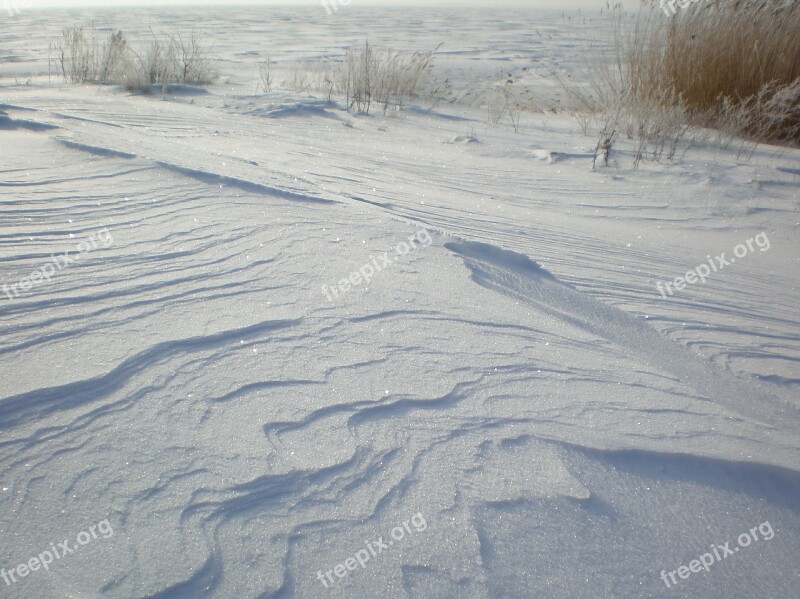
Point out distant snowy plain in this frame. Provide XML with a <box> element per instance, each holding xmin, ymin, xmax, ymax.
<box><xmin>1</xmin><ymin>6</ymin><xmax>799</xmax><ymax>599</ymax></box>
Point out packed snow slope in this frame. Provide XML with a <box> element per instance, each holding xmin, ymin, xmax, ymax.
<box><xmin>1</xmin><ymin>6</ymin><xmax>799</xmax><ymax>599</ymax></box>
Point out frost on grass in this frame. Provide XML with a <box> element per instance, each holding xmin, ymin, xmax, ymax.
<box><xmin>52</xmin><ymin>26</ymin><xmax>217</xmax><ymax>93</ymax></box>
<box><xmin>548</xmin><ymin>0</ymin><xmax>800</xmax><ymax>167</ymax></box>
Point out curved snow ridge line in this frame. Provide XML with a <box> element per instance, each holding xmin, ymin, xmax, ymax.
<box><xmin>444</xmin><ymin>239</ymin><xmax>800</xmax><ymax>433</ymax></box>
<box><xmin>0</xmin><ymin>103</ymin><xmax>38</xmax><ymax>112</ymax></box>
<box><xmin>54</xmin><ymin>137</ymin><xmax>137</xmax><ymax>159</ymax></box>
<box><xmin>565</xmin><ymin>442</ymin><xmax>800</xmax><ymax>504</ymax></box>
<box><xmin>154</xmin><ymin>162</ymin><xmax>338</xmax><ymax>205</ymax></box>
<box><xmin>0</xmin><ymin>318</ymin><xmax>301</xmax><ymax>433</ymax></box>
<box><xmin>175</xmin><ymin>450</ymin><xmax>405</xmax><ymax>594</ymax></box>
<box><xmin>142</xmin><ymin>553</ymin><xmax>222</xmax><ymax>599</ymax></box>
<box><xmin>53</xmin><ymin>111</ymin><xmax>126</xmax><ymax>128</ymax></box>
<box><xmin>261</xmin><ymin>376</ymin><xmax>485</xmax><ymax>454</ymax></box>
<box><xmin>179</xmin><ymin>446</ymin><xmax>378</xmax><ymax>524</ymax></box>
<box><xmin>0</xmin><ymin>114</ymin><xmax>59</xmax><ymax>132</ymax></box>
<box><xmin>246</xmin><ymin>101</ymin><xmax>344</xmax><ymax>121</ymax></box>
<box><xmin>212</xmin><ymin>379</ymin><xmax>322</xmax><ymax>403</ymax></box>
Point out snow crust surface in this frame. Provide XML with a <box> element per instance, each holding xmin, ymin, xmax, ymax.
<box><xmin>1</xmin><ymin>6</ymin><xmax>799</xmax><ymax>599</ymax></box>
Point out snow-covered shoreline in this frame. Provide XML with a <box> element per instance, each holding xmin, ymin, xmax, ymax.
<box><xmin>1</xmin><ymin>6</ymin><xmax>799</xmax><ymax>598</ymax></box>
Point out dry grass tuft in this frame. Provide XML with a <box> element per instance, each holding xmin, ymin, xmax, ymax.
<box><xmin>280</xmin><ymin>42</ymin><xmax>445</xmax><ymax>115</ymax></box>
<box><xmin>52</xmin><ymin>26</ymin><xmax>216</xmax><ymax>93</ymax></box>
<box><xmin>641</xmin><ymin>0</ymin><xmax>800</xmax><ymax>145</ymax></box>
<box><xmin>339</xmin><ymin>42</ymin><xmax>442</xmax><ymax>114</ymax></box>
<box><xmin>51</xmin><ymin>27</ymin><xmax>128</xmax><ymax>85</ymax></box>
<box><xmin>557</xmin><ymin>0</ymin><xmax>800</xmax><ymax>166</ymax></box>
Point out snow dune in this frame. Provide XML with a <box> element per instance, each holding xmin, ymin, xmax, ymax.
<box><xmin>1</xmin><ymin>6</ymin><xmax>799</xmax><ymax>599</ymax></box>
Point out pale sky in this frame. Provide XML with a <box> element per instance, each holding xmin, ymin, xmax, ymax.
<box><xmin>36</xmin><ymin>0</ymin><xmax>619</xmax><ymax>8</ymax></box>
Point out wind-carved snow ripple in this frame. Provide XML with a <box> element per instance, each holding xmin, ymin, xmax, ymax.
<box><xmin>444</xmin><ymin>239</ymin><xmax>800</xmax><ymax>436</ymax></box>
<box><xmin>0</xmin><ymin>319</ymin><xmax>300</xmax><ymax>433</ymax></box>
